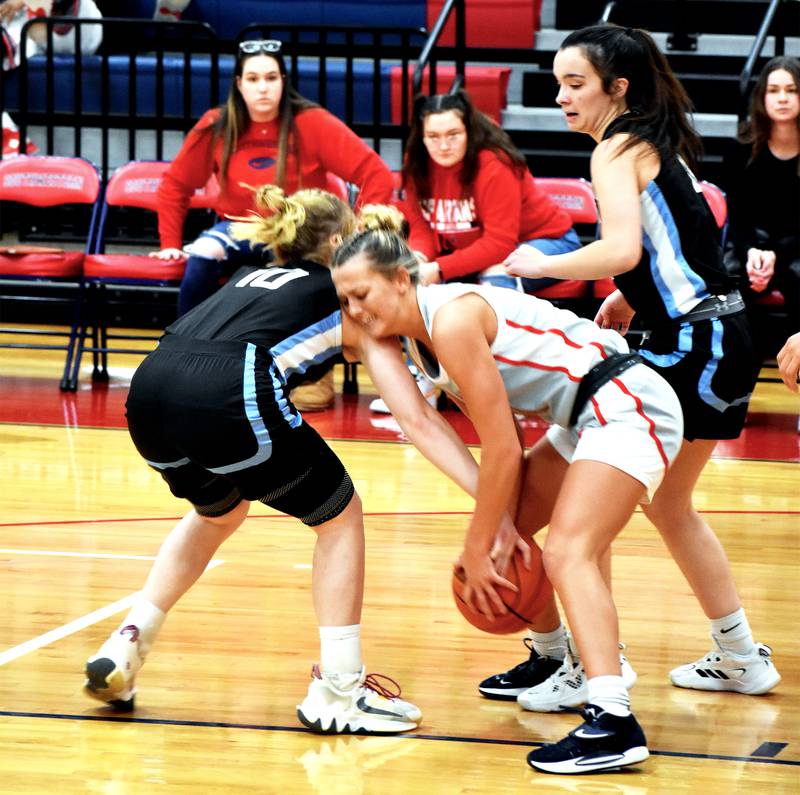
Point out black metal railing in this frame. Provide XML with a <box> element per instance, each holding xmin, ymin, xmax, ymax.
<box><xmin>412</xmin><ymin>0</ymin><xmax>466</xmax><ymax>96</ymax></box>
<box><xmin>1</xmin><ymin>17</ymin><xmax>430</xmax><ymax>174</ymax></box>
<box><xmin>4</xmin><ymin>17</ymin><xmax>222</xmax><ymax>175</ymax></box>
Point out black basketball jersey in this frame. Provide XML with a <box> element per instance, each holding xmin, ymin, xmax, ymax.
<box><xmin>166</xmin><ymin>261</ymin><xmax>342</xmax><ymax>389</ymax></box>
<box><xmin>603</xmin><ymin>122</ymin><xmax>736</xmax><ymax>326</ymax></box>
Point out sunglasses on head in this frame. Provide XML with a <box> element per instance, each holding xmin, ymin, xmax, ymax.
<box><xmin>238</xmin><ymin>39</ymin><xmax>283</xmax><ymax>56</ymax></box>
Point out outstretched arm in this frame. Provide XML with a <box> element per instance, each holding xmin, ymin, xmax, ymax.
<box><xmin>430</xmin><ymin>296</ymin><xmax>526</xmax><ymax>617</ymax></box>
<box><xmin>503</xmin><ymin>137</ymin><xmax>646</xmax><ymax>281</ymax></box>
<box><xmin>348</xmin><ymin>329</ymin><xmax>481</xmax><ymax>496</ymax></box>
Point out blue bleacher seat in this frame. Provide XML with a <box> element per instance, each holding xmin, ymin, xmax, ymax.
<box><xmin>5</xmin><ymin>54</ymin><xmax>394</xmax><ymax>124</ymax></box>
<box><xmin>125</xmin><ymin>0</ymin><xmax>425</xmax><ymax>38</ymax></box>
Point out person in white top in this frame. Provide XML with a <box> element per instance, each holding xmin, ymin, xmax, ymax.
<box><xmin>331</xmin><ymin>222</ymin><xmax>687</xmax><ymax>774</ymax></box>
<box><xmin>1</xmin><ymin>0</ymin><xmax>102</xmax><ymax>155</ymax></box>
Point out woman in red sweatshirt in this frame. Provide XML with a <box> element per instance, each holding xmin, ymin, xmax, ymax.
<box><xmin>401</xmin><ymin>90</ymin><xmax>579</xmax><ymax>291</ymax></box>
<box><xmin>152</xmin><ymin>39</ymin><xmax>394</xmax><ymax>316</ymax></box>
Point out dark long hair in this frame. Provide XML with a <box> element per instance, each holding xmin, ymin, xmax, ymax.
<box><xmin>560</xmin><ymin>24</ymin><xmax>702</xmax><ymax>169</ymax></box>
<box><xmin>213</xmin><ymin>49</ymin><xmax>317</xmax><ymax>187</ymax></box>
<box><xmin>739</xmin><ymin>56</ymin><xmax>800</xmax><ymax>163</ymax></box>
<box><xmin>403</xmin><ymin>90</ymin><xmax>527</xmax><ymax>200</ymax></box>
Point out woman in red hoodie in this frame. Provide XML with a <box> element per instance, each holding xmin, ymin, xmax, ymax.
<box><xmin>152</xmin><ymin>39</ymin><xmax>394</xmax><ymax>317</ymax></box>
<box><xmin>401</xmin><ymin>90</ymin><xmax>580</xmax><ymax>291</ymax></box>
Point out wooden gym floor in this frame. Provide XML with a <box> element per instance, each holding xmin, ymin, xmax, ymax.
<box><xmin>0</xmin><ymin>330</ymin><xmax>798</xmax><ymax>793</ymax></box>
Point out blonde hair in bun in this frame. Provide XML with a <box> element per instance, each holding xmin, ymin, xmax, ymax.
<box><xmin>357</xmin><ymin>203</ymin><xmax>405</xmax><ymax>234</ymax></box>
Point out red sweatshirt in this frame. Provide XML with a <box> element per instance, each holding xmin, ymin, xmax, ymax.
<box><xmin>157</xmin><ymin>107</ymin><xmax>394</xmax><ymax>249</ymax></box>
<box><xmin>401</xmin><ymin>149</ymin><xmax>573</xmax><ymax>280</ymax></box>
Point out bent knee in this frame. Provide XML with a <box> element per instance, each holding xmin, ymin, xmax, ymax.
<box><xmin>187</xmin><ymin>237</ymin><xmax>227</xmax><ymax>261</ymax></box>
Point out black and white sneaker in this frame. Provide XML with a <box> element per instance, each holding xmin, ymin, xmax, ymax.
<box><xmin>526</xmin><ymin>704</ymin><xmax>649</xmax><ymax>775</ymax></box>
<box><xmin>478</xmin><ymin>638</ymin><xmax>563</xmax><ymax>700</ymax></box>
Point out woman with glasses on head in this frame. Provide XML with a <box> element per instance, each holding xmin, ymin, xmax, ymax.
<box><xmin>400</xmin><ymin>90</ymin><xmax>581</xmax><ymax>293</ymax></box>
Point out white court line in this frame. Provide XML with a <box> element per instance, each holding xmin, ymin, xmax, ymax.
<box><xmin>0</xmin><ymin>560</ymin><xmax>224</xmax><ymax>667</ymax></box>
<box><xmin>0</xmin><ymin>548</ymin><xmax>158</xmax><ymax>561</ymax></box>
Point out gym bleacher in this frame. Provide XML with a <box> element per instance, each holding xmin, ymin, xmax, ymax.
<box><xmin>1</xmin><ymin>0</ymin><xmax>796</xmax><ymax>377</ymax></box>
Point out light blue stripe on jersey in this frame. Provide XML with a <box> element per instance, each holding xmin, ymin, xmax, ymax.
<box><xmin>270</xmin><ymin>310</ymin><xmax>341</xmax><ymax>380</ymax></box>
<box><xmin>639</xmin><ymin>325</ymin><xmax>692</xmax><ymax>368</ymax></box>
<box><xmin>697</xmin><ymin>319</ymin><xmax>751</xmax><ymax>412</ymax></box>
<box><xmin>209</xmin><ymin>342</ymin><xmax>274</xmax><ymax>474</ymax></box>
<box><xmin>146</xmin><ymin>456</ymin><xmax>191</xmax><ymax>470</ymax></box>
<box><xmin>642</xmin><ymin>182</ymin><xmax>708</xmax><ymax>319</ymax></box>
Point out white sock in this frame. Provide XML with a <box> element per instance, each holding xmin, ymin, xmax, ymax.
<box><xmin>118</xmin><ymin>597</ymin><xmax>166</xmax><ymax>657</ymax></box>
<box><xmin>319</xmin><ymin>624</ymin><xmax>362</xmax><ymax>676</ymax></box>
<box><xmin>711</xmin><ymin>608</ymin><xmax>755</xmax><ymax>657</ymax></box>
<box><xmin>531</xmin><ymin>624</ymin><xmax>568</xmax><ymax>660</ymax></box>
<box><xmin>587</xmin><ymin>675</ymin><xmax>630</xmax><ymax>717</ymax></box>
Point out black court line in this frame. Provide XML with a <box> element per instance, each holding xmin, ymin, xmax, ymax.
<box><xmin>0</xmin><ymin>710</ymin><xmax>796</xmax><ymax>767</ymax></box>
<box><xmin>0</xmin><ymin>507</ymin><xmax>797</xmax><ymax>529</ymax></box>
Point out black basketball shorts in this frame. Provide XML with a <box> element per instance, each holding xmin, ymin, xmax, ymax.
<box><xmin>638</xmin><ymin>311</ymin><xmax>758</xmax><ymax>441</ymax></box>
<box><xmin>125</xmin><ymin>335</ymin><xmax>354</xmax><ymax>525</ymax></box>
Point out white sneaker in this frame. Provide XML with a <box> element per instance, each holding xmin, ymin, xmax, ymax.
<box><xmin>669</xmin><ymin>642</ymin><xmax>780</xmax><ymax>695</ymax></box>
<box><xmin>297</xmin><ymin>665</ymin><xmax>421</xmax><ymax>734</ymax></box>
<box><xmin>84</xmin><ymin>624</ymin><xmax>144</xmax><ymax>711</ymax></box>
<box><xmin>517</xmin><ymin>639</ymin><xmax>637</xmax><ymax>713</ymax></box>
<box><xmin>369</xmin><ymin>365</ymin><xmax>437</xmax><ymax>414</ymax></box>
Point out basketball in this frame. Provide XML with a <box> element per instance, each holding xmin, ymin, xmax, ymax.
<box><xmin>451</xmin><ymin>539</ymin><xmax>552</xmax><ymax>635</ymax></box>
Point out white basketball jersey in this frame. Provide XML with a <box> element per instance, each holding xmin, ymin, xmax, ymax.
<box><xmin>408</xmin><ymin>283</ymin><xmax>629</xmax><ymax>428</ymax></box>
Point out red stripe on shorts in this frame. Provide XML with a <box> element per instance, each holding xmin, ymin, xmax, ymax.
<box><xmin>610</xmin><ymin>377</ymin><xmax>670</xmax><ymax>468</ymax></box>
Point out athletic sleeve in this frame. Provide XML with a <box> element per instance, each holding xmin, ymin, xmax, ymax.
<box><xmin>437</xmin><ymin>154</ymin><xmax>522</xmax><ymax>280</ymax></box>
<box><xmin>297</xmin><ymin>109</ymin><xmax>393</xmax><ymax>208</ymax></box>
<box><xmin>157</xmin><ymin>110</ymin><xmax>218</xmax><ymax>250</ymax></box>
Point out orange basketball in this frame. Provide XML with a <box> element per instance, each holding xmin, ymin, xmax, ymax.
<box><xmin>451</xmin><ymin>539</ymin><xmax>553</xmax><ymax>635</ymax></box>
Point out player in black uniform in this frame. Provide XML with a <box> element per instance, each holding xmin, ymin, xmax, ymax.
<box><xmin>82</xmin><ymin>187</ymin><xmax>484</xmax><ymax>734</ymax></box>
<box><xmin>496</xmin><ymin>24</ymin><xmax>779</xmax><ymax>774</ymax></box>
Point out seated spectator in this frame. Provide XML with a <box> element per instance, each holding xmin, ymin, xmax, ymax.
<box><xmin>153</xmin><ymin>38</ymin><xmax>395</xmax><ymax>409</ymax></box>
<box><xmin>724</xmin><ymin>56</ymin><xmax>800</xmax><ymax>336</ymax></box>
<box><xmin>399</xmin><ymin>90</ymin><xmax>580</xmax><ymax>292</ymax></box>
<box><xmin>1</xmin><ymin>0</ymin><xmax>102</xmax><ymax>156</ymax></box>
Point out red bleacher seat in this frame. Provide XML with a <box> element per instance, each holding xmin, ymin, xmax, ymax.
<box><xmin>391</xmin><ymin>65</ymin><xmax>511</xmax><ymax>125</ymax></box>
<box><xmin>427</xmin><ymin>0</ymin><xmax>541</xmax><ymax>48</ymax></box>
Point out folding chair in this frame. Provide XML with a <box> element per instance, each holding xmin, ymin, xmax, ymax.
<box><xmin>64</xmin><ymin>160</ymin><xmax>218</xmax><ymax>391</ymax></box>
<box><xmin>0</xmin><ymin>156</ymin><xmax>101</xmax><ymax>390</ymax></box>
<box><xmin>533</xmin><ymin>177</ymin><xmax>598</xmax><ymax>307</ymax></box>
<box><xmin>699</xmin><ymin>180</ymin><xmax>728</xmax><ymax>238</ymax></box>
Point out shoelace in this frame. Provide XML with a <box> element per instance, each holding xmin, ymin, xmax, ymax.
<box><xmin>310</xmin><ymin>664</ymin><xmax>403</xmax><ymax>700</ymax></box>
<box><xmin>363</xmin><ymin>672</ymin><xmax>402</xmax><ymax>700</ymax></box>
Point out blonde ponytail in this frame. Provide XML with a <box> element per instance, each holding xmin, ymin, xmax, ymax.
<box><xmin>230</xmin><ymin>185</ymin><xmax>306</xmax><ymax>250</ymax></box>
<box><xmin>230</xmin><ymin>185</ymin><xmax>355</xmax><ymax>265</ymax></box>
